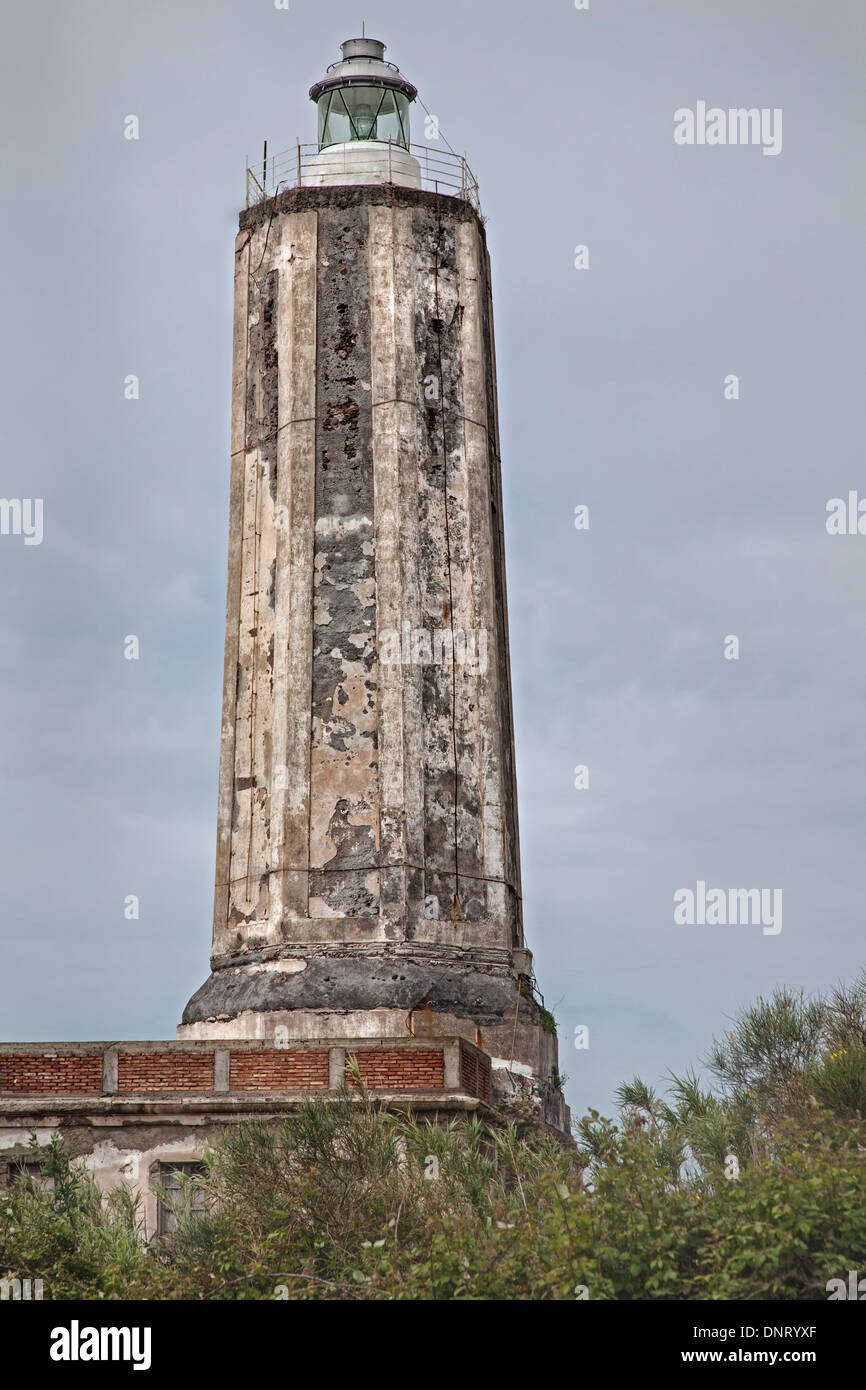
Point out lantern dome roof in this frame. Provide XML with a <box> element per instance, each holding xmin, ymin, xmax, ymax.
<box><xmin>309</xmin><ymin>37</ymin><xmax>417</xmax><ymax>104</ymax></box>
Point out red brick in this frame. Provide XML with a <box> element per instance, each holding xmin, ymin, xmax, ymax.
<box><xmin>0</xmin><ymin>1054</ymin><xmax>102</xmax><ymax>1095</ymax></box>
<box><xmin>348</xmin><ymin>1049</ymin><xmax>444</xmax><ymax>1089</ymax></box>
<box><xmin>460</xmin><ymin>1045</ymin><xmax>491</xmax><ymax>1102</ymax></box>
<box><xmin>117</xmin><ymin>1053</ymin><xmax>214</xmax><ymax>1092</ymax></box>
<box><xmin>229</xmin><ymin>1051</ymin><xmax>329</xmax><ymax>1090</ymax></box>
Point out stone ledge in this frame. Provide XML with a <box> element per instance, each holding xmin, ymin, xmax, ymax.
<box><xmin>239</xmin><ymin>182</ymin><xmax>483</xmax><ymax>234</ymax></box>
<box><xmin>181</xmin><ymin>954</ymin><xmax>536</xmax><ymax>1027</ymax></box>
<box><xmin>0</xmin><ymin>1091</ymin><xmax>488</xmax><ymax>1122</ymax></box>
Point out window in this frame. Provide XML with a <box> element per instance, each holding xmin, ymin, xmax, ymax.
<box><xmin>317</xmin><ymin>85</ymin><xmax>410</xmax><ymax>150</ymax></box>
<box><xmin>7</xmin><ymin>1159</ymin><xmax>54</xmax><ymax>1193</ymax></box>
<box><xmin>154</xmin><ymin>1161</ymin><xmax>207</xmax><ymax>1236</ymax></box>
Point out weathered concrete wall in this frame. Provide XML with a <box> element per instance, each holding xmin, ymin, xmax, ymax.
<box><xmin>199</xmin><ymin>186</ymin><xmax>524</xmax><ymax>959</ymax></box>
<box><xmin>182</xmin><ymin>184</ymin><xmax>562</xmax><ymax>1119</ymax></box>
<box><xmin>308</xmin><ymin>205</ymin><xmax>380</xmax><ymax>922</ymax></box>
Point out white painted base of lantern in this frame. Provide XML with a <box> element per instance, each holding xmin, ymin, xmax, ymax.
<box><xmin>304</xmin><ymin>141</ymin><xmax>422</xmax><ymax>191</ymax></box>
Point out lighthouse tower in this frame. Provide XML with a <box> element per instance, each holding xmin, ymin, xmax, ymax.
<box><xmin>179</xmin><ymin>37</ymin><xmax>567</xmax><ymax>1129</ymax></box>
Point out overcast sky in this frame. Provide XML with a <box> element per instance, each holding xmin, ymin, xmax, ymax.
<box><xmin>1</xmin><ymin>0</ymin><xmax>864</xmax><ymax>1119</ymax></box>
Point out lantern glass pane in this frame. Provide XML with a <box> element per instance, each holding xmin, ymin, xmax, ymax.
<box><xmin>318</xmin><ymin>85</ymin><xmax>411</xmax><ymax>149</ymax></box>
<box><xmin>317</xmin><ymin>93</ymin><xmax>332</xmax><ymax>148</ymax></box>
<box><xmin>372</xmin><ymin>90</ymin><xmax>410</xmax><ymax>147</ymax></box>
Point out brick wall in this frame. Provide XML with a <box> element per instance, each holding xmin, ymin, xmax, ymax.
<box><xmin>0</xmin><ymin>1054</ymin><xmax>102</xmax><ymax>1095</ymax></box>
<box><xmin>348</xmin><ymin>1048</ymin><xmax>444</xmax><ymax>1089</ymax></box>
<box><xmin>0</xmin><ymin>1042</ymin><xmax>489</xmax><ymax>1099</ymax></box>
<box><xmin>460</xmin><ymin>1045</ymin><xmax>492</xmax><ymax>1103</ymax></box>
<box><xmin>117</xmin><ymin>1053</ymin><xmax>214</xmax><ymax>1092</ymax></box>
<box><xmin>230</xmin><ymin>1050</ymin><xmax>329</xmax><ymax>1090</ymax></box>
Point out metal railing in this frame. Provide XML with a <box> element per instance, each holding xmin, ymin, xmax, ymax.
<box><xmin>246</xmin><ymin>141</ymin><xmax>480</xmax><ymax>211</ymax></box>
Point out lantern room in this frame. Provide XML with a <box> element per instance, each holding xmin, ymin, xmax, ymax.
<box><xmin>306</xmin><ymin>37</ymin><xmax>422</xmax><ymax>190</ymax></box>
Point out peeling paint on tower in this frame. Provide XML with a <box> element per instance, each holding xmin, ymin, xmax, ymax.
<box><xmin>310</xmin><ymin>207</ymin><xmax>380</xmax><ymax>920</ymax></box>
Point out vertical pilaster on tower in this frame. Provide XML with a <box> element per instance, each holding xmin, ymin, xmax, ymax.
<box><xmin>180</xmin><ymin>37</ymin><xmax>567</xmax><ymax>1131</ymax></box>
